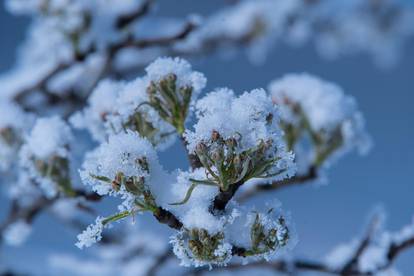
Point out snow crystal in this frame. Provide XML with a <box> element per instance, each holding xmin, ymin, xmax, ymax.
<box><xmin>185</xmin><ymin>87</ymin><xmax>296</xmax><ymax>183</ymax></box>
<box><xmin>75</xmin><ymin>217</ymin><xmax>104</xmax><ymax>249</ymax></box>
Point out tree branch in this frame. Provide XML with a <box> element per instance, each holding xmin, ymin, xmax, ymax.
<box><xmin>238</xmin><ymin>166</ymin><xmax>318</xmax><ymax>202</ymax></box>
<box><xmin>116</xmin><ymin>0</ymin><xmax>154</xmax><ymax>29</ymax></box>
<box><xmin>180</xmin><ymin>135</ymin><xmax>202</xmax><ymax>170</ymax></box>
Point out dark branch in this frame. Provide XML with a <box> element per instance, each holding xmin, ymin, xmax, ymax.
<box><xmin>210</xmin><ymin>181</ymin><xmax>243</xmax><ymax>212</ymax></box>
<box><xmin>341</xmin><ymin>215</ymin><xmax>381</xmax><ymax>275</ymax></box>
<box><xmin>116</xmin><ymin>0</ymin><xmax>154</xmax><ymax>29</ymax></box>
<box><xmin>147</xmin><ymin>250</ymin><xmax>174</xmax><ymax>276</ymax></box>
<box><xmin>153</xmin><ymin>207</ymin><xmax>183</xmax><ymax>230</ymax></box>
<box><xmin>238</xmin><ymin>166</ymin><xmax>318</xmax><ymax>202</ymax></box>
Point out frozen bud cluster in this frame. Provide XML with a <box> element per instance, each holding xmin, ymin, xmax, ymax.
<box><xmin>19</xmin><ymin>116</ymin><xmax>74</xmax><ymax>198</ymax></box>
<box><xmin>0</xmin><ymin>101</ymin><xmax>32</xmax><ymax>171</ymax></box>
<box><xmin>185</xmin><ymin>88</ymin><xmax>295</xmax><ymax>192</ymax></box>
<box><xmin>80</xmin><ymin>131</ymin><xmax>165</xmax><ymax>213</ymax></box>
<box><xmin>171</xmin><ymin>202</ymin><xmax>292</xmax><ymax>267</ymax></box>
<box><xmin>171</xmin><ymin>228</ymin><xmax>232</xmax><ymax>267</ymax></box>
<box><xmin>269</xmin><ymin>73</ymin><xmax>371</xmax><ymax>169</ymax></box>
<box><xmin>73</xmin><ymin>57</ymin><xmax>206</xmax><ymax>149</ymax></box>
<box><xmin>143</xmin><ymin>57</ymin><xmax>207</xmax><ymax>134</ymax></box>
<box><xmin>227</xmin><ymin>206</ymin><xmax>292</xmax><ymax>261</ymax></box>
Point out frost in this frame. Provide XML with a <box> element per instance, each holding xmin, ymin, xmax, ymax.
<box><xmin>107</xmin><ymin>76</ymin><xmax>177</xmax><ymax>150</ymax></box>
<box><xmin>2</xmin><ymin>220</ymin><xmax>32</xmax><ymax>246</ymax></box>
<box><xmin>80</xmin><ymin>131</ymin><xmax>167</xmax><ymax>212</ymax></box>
<box><xmin>185</xmin><ymin>87</ymin><xmax>296</xmax><ymax>185</ymax></box>
<box><xmin>145</xmin><ymin>57</ymin><xmax>207</xmax><ymax>105</ymax></box>
<box><xmin>75</xmin><ymin>217</ymin><xmax>104</xmax><ymax>249</ymax></box>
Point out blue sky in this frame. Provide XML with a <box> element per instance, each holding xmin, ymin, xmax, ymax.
<box><xmin>1</xmin><ymin>1</ymin><xmax>413</xmax><ymax>274</ymax></box>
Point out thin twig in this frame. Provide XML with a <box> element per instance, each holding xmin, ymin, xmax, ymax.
<box><xmin>238</xmin><ymin>166</ymin><xmax>317</xmax><ymax>202</ymax></box>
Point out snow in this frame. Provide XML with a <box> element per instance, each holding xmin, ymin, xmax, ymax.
<box><xmin>269</xmin><ymin>73</ymin><xmax>371</xmax><ymax>170</ymax></box>
<box><xmin>145</xmin><ymin>57</ymin><xmax>207</xmax><ymax>104</ymax></box>
<box><xmin>80</xmin><ymin>131</ymin><xmax>167</xmax><ymax>212</ymax></box>
<box><xmin>2</xmin><ymin>220</ymin><xmax>32</xmax><ymax>246</ymax></box>
<box><xmin>75</xmin><ymin>216</ymin><xmax>104</xmax><ymax>249</ymax></box>
<box><xmin>23</xmin><ymin>116</ymin><xmax>73</xmax><ymax>160</ymax></box>
<box><xmin>71</xmin><ymin>79</ymin><xmax>124</xmax><ymax>142</ymax></box>
<box><xmin>185</xmin><ymin>87</ymin><xmax>296</xmax><ymax>183</ymax></box>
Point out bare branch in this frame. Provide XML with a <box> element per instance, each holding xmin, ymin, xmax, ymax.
<box><xmin>116</xmin><ymin>0</ymin><xmax>154</xmax><ymax>29</ymax></box>
<box><xmin>341</xmin><ymin>214</ymin><xmax>382</xmax><ymax>275</ymax></box>
<box><xmin>238</xmin><ymin>166</ymin><xmax>318</xmax><ymax>202</ymax></box>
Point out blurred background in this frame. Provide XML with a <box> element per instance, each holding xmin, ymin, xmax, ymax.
<box><xmin>0</xmin><ymin>0</ymin><xmax>413</xmax><ymax>275</ymax></box>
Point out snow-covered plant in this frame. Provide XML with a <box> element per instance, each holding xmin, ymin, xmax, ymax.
<box><xmin>19</xmin><ymin>116</ymin><xmax>74</xmax><ymax>198</ymax></box>
<box><xmin>184</xmin><ymin>88</ymin><xmax>295</xmax><ymax>200</ymax></box>
<box><xmin>269</xmin><ymin>73</ymin><xmax>371</xmax><ymax>171</ymax></box>
<box><xmin>0</xmin><ymin>101</ymin><xmax>32</xmax><ymax>172</ymax></box>
<box><xmin>1</xmin><ymin>1</ymin><xmax>413</xmax><ymax>275</ymax></box>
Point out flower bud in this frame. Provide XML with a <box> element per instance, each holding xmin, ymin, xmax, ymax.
<box><xmin>211</xmin><ymin>130</ymin><xmax>220</xmax><ymax>142</ymax></box>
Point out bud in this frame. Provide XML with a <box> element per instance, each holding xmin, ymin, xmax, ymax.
<box><xmin>166</xmin><ymin>73</ymin><xmax>177</xmax><ymax>83</ymax></box>
<box><xmin>233</xmin><ymin>155</ymin><xmax>241</xmax><ymax>166</ymax></box>
<box><xmin>211</xmin><ymin>148</ymin><xmax>224</xmax><ymax>163</ymax></box>
<box><xmin>195</xmin><ymin>142</ymin><xmax>207</xmax><ymax>155</ymax></box>
<box><xmin>225</xmin><ymin>137</ymin><xmax>237</xmax><ymax>148</ymax></box>
<box><xmin>146</xmin><ymin>81</ymin><xmax>157</xmax><ymax>95</ymax></box>
<box><xmin>211</xmin><ymin>130</ymin><xmax>220</xmax><ymax>142</ymax></box>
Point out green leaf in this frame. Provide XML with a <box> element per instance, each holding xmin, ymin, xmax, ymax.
<box><xmin>89</xmin><ymin>174</ymin><xmax>112</xmax><ymax>183</ymax></box>
<box><xmin>169</xmin><ymin>182</ymin><xmax>198</xmax><ymax>205</ymax></box>
<box><xmin>102</xmin><ymin>210</ymin><xmax>131</xmax><ymax>225</ymax></box>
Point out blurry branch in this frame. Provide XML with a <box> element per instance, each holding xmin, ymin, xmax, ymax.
<box><xmin>340</xmin><ymin>214</ymin><xmax>382</xmax><ymax>275</ymax></box>
<box><xmin>13</xmin><ymin>16</ymin><xmax>196</xmax><ymax>111</ymax></box>
<box><xmin>116</xmin><ymin>0</ymin><xmax>154</xmax><ymax>29</ymax></box>
<box><xmin>237</xmin><ymin>166</ymin><xmax>318</xmax><ymax>202</ymax></box>
<box><xmin>147</xmin><ymin>250</ymin><xmax>174</xmax><ymax>276</ymax></box>
<box><xmin>0</xmin><ymin>189</ymin><xmax>100</xmax><ymax>244</ymax></box>
<box><xmin>0</xmin><ymin>197</ymin><xmax>55</xmax><ymax>243</ymax></box>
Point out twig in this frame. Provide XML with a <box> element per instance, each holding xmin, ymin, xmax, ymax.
<box><xmin>341</xmin><ymin>214</ymin><xmax>381</xmax><ymax>275</ymax></box>
<box><xmin>238</xmin><ymin>166</ymin><xmax>317</xmax><ymax>202</ymax></box>
<box><xmin>147</xmin><ymin>249</ymin><xmax>174</xmax><ymax>276</ymax></box>
<box><xmin>116</xmin><ymin>0</ymin><xmax>154</xmax><ymax>29</ymax></box>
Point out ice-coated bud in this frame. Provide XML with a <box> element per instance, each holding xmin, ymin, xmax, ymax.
<box><xmin>210</xmin><ymin>148</ymin><xmax>224</xmax><ymax>163</ymax></box>
<box><xmin>195</xmin><ymin>142</ymin><xmax>207</xmax><ymax>155</ymax></box>
<box><xmin>166</xmin><ymin>73</ymin><xmax>177</xmax><ymax>83</ymax></box>
<box><xmin>211</xmin><ymin>130</ymin><xmax>220</xmax><ymax>142</ymax></box>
